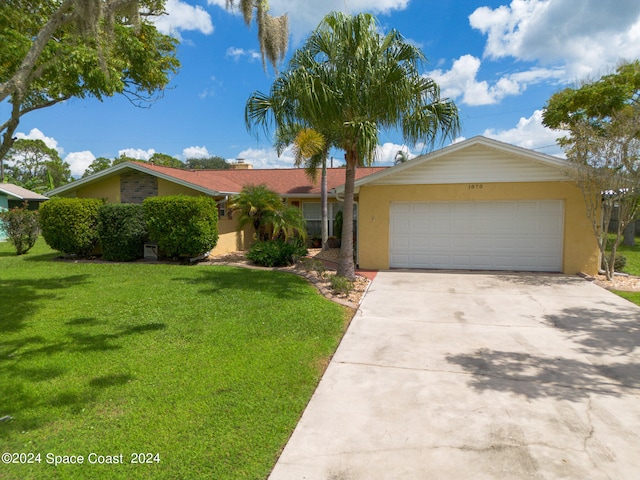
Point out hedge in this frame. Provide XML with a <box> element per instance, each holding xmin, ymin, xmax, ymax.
<box><xmin>40</xmin><ymin>198</ymin><xmax>103</xmax><ymax>256</ymax></box>
<box><xmin>97</xmin><ymin>203</ymin><xmax>147</xmax><ymax>261</ymax></box>
<box><xmin>143</xmin><ymin>195</ymin><xmax>218</xmax><ymax>258</ymax></box>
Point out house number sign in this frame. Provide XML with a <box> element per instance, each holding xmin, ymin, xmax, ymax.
<box><xmin>468</xmin><ymin>184</ymin><xmax>484</xmax><ymax>189</ymax></box>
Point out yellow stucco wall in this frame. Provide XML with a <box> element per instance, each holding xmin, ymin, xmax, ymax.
<box><xmin>357</xmin><ymin>181</ymin><xmax>599</xmax><ymax>275</ymax></box>
<box><xmin>76</xmin><ymin>176</ymin><xmax>120</xmax><ymax>202</ymax></box>
<box><xmin>157</xmin><ymin>179</ymin><xmax>202</xmax><ymax>197</ymax></box>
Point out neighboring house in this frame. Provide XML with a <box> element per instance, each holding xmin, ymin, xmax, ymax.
<box><xmin>0</xmin><ymin>183</ymin><xmax>49</xmax><ymax>241</ymax></box>
<box><xmin>334</xmin><ymin>136</ymin><xmax>599</xmax><ymax>275</ymax></box>
<box><xmin>45</xmin><ymin>162</ymin><xmax>386</xmax><ymax>255</ymax></box>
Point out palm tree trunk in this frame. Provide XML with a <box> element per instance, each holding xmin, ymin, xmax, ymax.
<box><xmin>337</xmin><ymin>151</ymin><xmax>357</xmax><ymax>280</ymax></box>
<box><xmin>321</xmin><ymin>157</ymin><xmax>329</xmax><ymax>250</ymax></box>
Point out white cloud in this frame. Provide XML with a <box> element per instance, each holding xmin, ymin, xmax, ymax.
<box><xmin>15</xmin><ymin>128</ymin><xmax>63</xmax><ymax>155</ymax></box>
<box><xmin>151</xmin><ymin>0</ymin><xmax>214</xmax><ymax>37</ymax></box>
<box><xmin>198</xmin><ymin>76</ymin><xmax>223</xmax><ymax>99</ymax></box>
<box><xmin>235</xmin><ymin>146</ymin><xmax>296</xmax><ymax>169</ymax></box>
<box><xmin>64</xmin><ymin>151</ymin><xmax>96</xmax><ymax>178</ymax></box>
<box><xmin>183</xmin><ymin>146</ymin><xmax>210</xmax><ymax>159</ymax></box>
<box><xmin>482</xmin><ymin>109</ymin><xmax>566</xmax><ymax>156</ymax></box>
<box><xmin>118</xmin><ymin>148</ymin><xmax>156</xmax><ymax>160</ymax></box>
<box><xmin>209</xmin><ymin>0</ymin><xmax>410</xmax><ymax>42</ymax></box>
<box><xmin>226</xmin><ymin>47</ymin><xmax>261</xmax><ymax>62</ymax></box>
<box><xmin>428</xmin><ymin>55</ymin><xmax>565</xmax><ymax>106</ymax></box>
<box><xmin>469</xmin><ymin>0</ymin><xmax>640</xmax><ymax>78</ymax></box>
<box><xmin>375</xmin><ymin>142</ymin><xmax>417</xmax><ymax>165</ymax></box>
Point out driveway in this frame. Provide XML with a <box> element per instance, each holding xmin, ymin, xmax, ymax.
<box><xmin>269</xmin><ymin>271</ymin><xmax>640</xmax><ymax>480</ymax></box>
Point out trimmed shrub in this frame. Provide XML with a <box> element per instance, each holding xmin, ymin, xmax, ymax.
<box><xmin>40</xmin><ymin>198</ymin><xmax>103</xmax><ymax>256</ymax></box>
<box><xmin>614</xmin><ymin>254</ymin><xmax>627</xmax><ymax>272</ymax></box>
<box><xmin>0</xmin><ymin>203</ymin><xmax>39</xmax><ymax>255</ymax></box>
<box><xmin>247</xmin><ymin>239</ymin><xmax>307</xmax><ymax>267</ymax></box>
<box><xmin>97</xmin><ymin>203</ymin><xmax>147</xmax><ymax>261</ymax></box>
<box><xmin>143</xmin><ymin>195</ymin><xmax>218</xmax><ymax>258</ymax></box>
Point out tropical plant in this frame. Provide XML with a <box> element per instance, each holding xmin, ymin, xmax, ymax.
<box><xmin>246</xmin><ymin>12</ymin><xmax>460</xmax><ymax>279</ymax></box>
<box><xmin>277</xmin><ymin>126</ymin><xmax>332</xmax><ymax>249</ymax></box>
<box><xmin>266</xmin><ymin>204</ymin><xmax>307</xmax><ymax>242</ymax></box>
<box><xmin>394</xmin><ymin>150</ymin><xmax>410</xmax><ymax>165</ymax></box>
<box><xmin>229</xmin><ymin>184</ymin><xmax>283</xmax><ymax>241</ymax></box>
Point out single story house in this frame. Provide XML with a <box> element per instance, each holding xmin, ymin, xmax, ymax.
<box><xmin>45</xmin><ymin>161</ymin><xmax>386</xmax><ymax>255</ymax></box>
<box><xmin>1</xmin><ymin>183</ymin><xmax>49</xmax><ymax>241</ymax></box>
<box><xmin>45</xmin><ymin>137</ymin><xmax>600</xmax><ymax>274</ymax></box>
<box><xmin>335</xmin><ymin>136</ymin><xmax>599</xmax><ymax>275</ymax></box>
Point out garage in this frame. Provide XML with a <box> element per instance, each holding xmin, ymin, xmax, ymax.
<box><xmin>389</xmin><ymin>200</ymin><xmax>564</xmax><ymax>271</ymax></box>
<box><xmin>341</xmin><ymin>136</ymin><xmax>599</xmax><ymax>275</ymax></box>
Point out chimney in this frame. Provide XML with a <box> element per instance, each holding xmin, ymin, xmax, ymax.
<box><xmin>229</xmin><ymin>158</ymin><xmax>253</xmax><ymax>170</ymax></box>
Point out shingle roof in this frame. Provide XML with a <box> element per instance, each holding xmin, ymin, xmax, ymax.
<box><xmin>0</xmin><ymin>183</ymin><xmax>49</xmax><ymax>200</ymax></box>
<box><xmin>134</xmin><ymin>162</ymin><xmax>388</xmax><ymax>196</ymax></box>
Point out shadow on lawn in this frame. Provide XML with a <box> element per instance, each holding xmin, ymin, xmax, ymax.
<box><xmin>176</xmin><ymin>267</ymin><xmax>310</xmax><ymax>299</ymax></box>
<box><xmin>0</xmin><ymin>320</ymin><xmax>164</xmax><ymax>435</ymax></box>
<box><xmin>0</xmin><ymin>274</ymin><xmax>90</xmax><ymax>333</ymax></box>
<box><xmin>446</xmin><ymin>300</ymin><xmax>640</xmax><ymax>402</ymax></box>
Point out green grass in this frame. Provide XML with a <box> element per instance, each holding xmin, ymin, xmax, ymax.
<box><xmin>0</xmin><ymin>239</ymin><xmax>350</xmax><ymax>479</ymax></box>
<box><xmin>614</xmin><ymin>238</ymin><xmax>640</xmax><ymax>276</ymax></box>
<box><xmin>607</xmin><ymin>234</ymin><xmax>640</xmax><ymax>306</ymax></box>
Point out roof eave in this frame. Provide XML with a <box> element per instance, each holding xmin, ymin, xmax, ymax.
<box><xmin>333</xmin><ymin>136</ymin><xmax>568</xmax><ymax>193</ymax></box>
<box><xmin>46</xmin><ymin>162</ymin><xmax>221</xmax><ymax>197</ymax></box>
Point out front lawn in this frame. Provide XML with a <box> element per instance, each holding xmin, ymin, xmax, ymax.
<box><xmin>609</xmin><ymin>235</ymin><xmax>640</xmax><ymax>306</ymax></box>
<box><xmin>0</xmin><ymin>240</ymin><xmax>350</xmax><ymax>479</ymax></box>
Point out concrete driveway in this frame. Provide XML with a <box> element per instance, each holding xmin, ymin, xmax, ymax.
<box><xmin>269</xmin><ymin>271</ymin><xmax>640</xmax><ymax>480</ymax></box>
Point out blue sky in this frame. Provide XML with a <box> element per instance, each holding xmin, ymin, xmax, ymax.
<box><xmin>5</xmin><ymin>0</ymin><xmax>640</xmax><ymax>177</ymax></box>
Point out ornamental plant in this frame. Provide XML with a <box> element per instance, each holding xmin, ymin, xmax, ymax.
<box><xmin>0</xmin><ymin>202</ymin><xmax>39</xmax><ymax>255</ymax></box>
<box><xmin>39</xmin><ymin>197</ymin><xmax>103</xmax><ymax>256</ymax></box>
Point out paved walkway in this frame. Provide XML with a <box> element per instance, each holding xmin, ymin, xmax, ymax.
<box><xmin>269</xmin><ymin>271</ymin><xmax>640</xmax><ymax>479</ymax></box>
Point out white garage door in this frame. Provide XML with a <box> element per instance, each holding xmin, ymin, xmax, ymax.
<box><xmin>390</xmin><ymin>200</ymin><xmax>564</xmax><ymax>271</ymax></box>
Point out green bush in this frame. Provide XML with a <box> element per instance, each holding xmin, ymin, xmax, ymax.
<box><xmin>614</xmin><ymin>254</ymin><xmax>627</xmax><ymax>271</ymax></box>
<box><xmin>143</xmin><ymin>195</ymin><xmax>218</xmax><ymax>258</ymax></box>
<box><xmin>247</xmin><ymin>239</ymin><xmax>307</xmax><ymax>267</ymax></box>
<box><xmin>39</xmin><ymin>198</ymin><xmax>103</xmax><ymax>256</ymax></box>
<box><xmin>0</xmin><ymin>203</ymin><xmax>39</xmax><ymax>255</ymax></box>
<box><xmin>329</xmin><ymin>275</ymin><xmax>354</xmax><ymax>296</ymax></box>
<box><xmin>97</xmin><ymin>203</ymin><xmax>147</xmax><ymax>261</ymax></box>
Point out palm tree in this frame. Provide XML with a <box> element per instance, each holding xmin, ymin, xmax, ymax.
<box><xmin>246</xmin><ymin>12</ymin><xmax>460</xmax><ymax>279</ymax></box>
<box><xmin>394</xmin><ymin>150</ymin><xmax>410</xmax><ymax>165</ymax></box>
<box><xmin>276</xmin><ymin>126</ymin><xmax>332</xmax><ymax>250</ymax></box>
<box><xmin>228</xmin><ymin>184</ymin><xmax>282</xmax><ymax>241</ymax></box>
<box><xmin>228</xmin><ymin>183</ymin><xmax>307</xmax><ymax>243</ymax></box>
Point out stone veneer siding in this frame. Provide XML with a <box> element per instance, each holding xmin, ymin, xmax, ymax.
<box><xmin>120</xmin><ymin>171</ymin><xmax>158</xmax><ymax>204</ymax></box>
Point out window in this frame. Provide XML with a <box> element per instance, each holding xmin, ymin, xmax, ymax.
<box><xmin>302</xmin><ymin>202</ymin><xmax>348</xmax><ymax>237</ymax></box>
<box><xmin>302</xmin><ymin>203</ymin><xmax>322</xmax><ymax>236</ymax></box>
<box><xmin>217</xmin><ymin>200</ymin><xmax>226</xmax><ymax>218</ymax></box>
